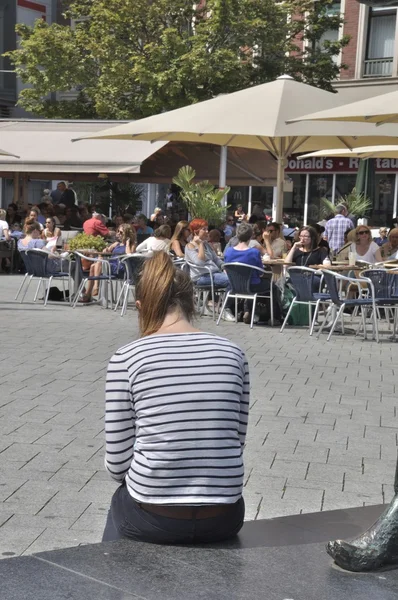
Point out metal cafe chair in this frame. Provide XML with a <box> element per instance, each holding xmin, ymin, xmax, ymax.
<box><xmin>217</xmin><ymin>262</ymin><xmax>274</xmax><ymax>329</ymax></box>
<box><xmin>114</xmin><ymin>254</ymin><xmax>148</xmax><ymax>317</ymax></box>
<box><xmin>71</xmin><ymin>251</ymin><xmax>117</xmax><ymax>309</ymax></box>
<box><xmin>360</xmin><ymin>269</ymin><xmax>398</xmax><ymax>340</ymax></box>
<box><xmin>184</xmin><ymin>260</ymin><xmax>227</xmax><ymax>321</ymax></box>
<box><xmin>280</xmin><ymin>266</ymin><xmax>331</xmax><ymax>336</ymax></box>
<box><xmin>26</xmin><ymin>249</ymin><xmax>70</xmax><ymax>306</ymax></box>
<box><xmin>318</xmin><ymin>270</ymin><xmax>379</xmax><ymax>342</ymax></box>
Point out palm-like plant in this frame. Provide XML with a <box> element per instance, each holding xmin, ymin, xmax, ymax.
<box><xmin>173</xmin><ymin>166</ymin><xmax>229</xmax><ymax>226</ymax></box>
<box><xmin>320</xmin><ymin>188</ymin><xmax>372</xmax><ymax>219</ymax></box>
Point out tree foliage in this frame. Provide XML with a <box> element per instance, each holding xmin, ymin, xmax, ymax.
<box><xmin>5</xmin><ymin>0</ymin><xmax>349</xmax><ymax>119</ymax></box>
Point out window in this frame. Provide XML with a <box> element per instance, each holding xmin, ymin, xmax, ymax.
<box><xmin>364</xmin><ymin>5</ymin><xmax>397</xmax><ymax>77</ymax></box>
<box><xmin>316</xmin><ymin>2</ymin><xmax>342</xmax><ymax>65</ymax></box>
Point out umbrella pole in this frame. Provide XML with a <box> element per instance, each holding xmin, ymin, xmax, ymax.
<box><xmin>248</xmin><ymin>186</ymin><xmax>252</xmax><ymax>217</ymax></box>
<box><xmin>274</xmin><ymin>157</ymin><xmax>285</xmax><ymax>223</ymax></box>
<box><xmin>219</xmin><ymin>146</ymin><xmax>228</xmax><ymax>207</ymax></box>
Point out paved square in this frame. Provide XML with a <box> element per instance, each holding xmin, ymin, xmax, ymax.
<box><xmin>0</xmin><ymin>275</ymin><xmax>396</xmax><ymax>557</ymax></box>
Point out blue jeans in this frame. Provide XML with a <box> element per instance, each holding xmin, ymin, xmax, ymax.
<box><xmin>102</xmin><ymin>483</ymin><xmax>245</xmax><ymax>545</ymax></box>
<box><xmin>195</xmin><ymin>272</ymin><xmax>230</xmax><ymax>288</ymax></box>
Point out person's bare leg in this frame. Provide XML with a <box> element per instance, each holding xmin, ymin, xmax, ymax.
<box><xmin>81</xmin><ymin>263</ymin><xmax>101</xmax><ymax>301</ymax></box>
<box><xmin>327</xmin><ymin>460</ymin><xmax>398</xmax><ymax>572</ymax></box>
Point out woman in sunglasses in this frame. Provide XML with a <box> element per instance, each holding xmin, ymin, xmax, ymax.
<box><xmin>350</xmin><ymin>226</ymin><xmax>382</xmax><ymax>264</ymax></box>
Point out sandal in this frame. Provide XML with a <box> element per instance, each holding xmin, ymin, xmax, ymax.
<box><xmin>79</xmin><ymin>295</ymin><xmax>91</xmax><ymax>303</ymax></box>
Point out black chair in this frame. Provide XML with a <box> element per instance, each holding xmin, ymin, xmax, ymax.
<box><xmin>114</xmin><ymin>254</ymin><xmax>148</xmax><ymax>316</ymax></box>
<box><xmin>26</xmin><ymin>249</ymin><xmax>70</xmax><ymax>306</ymax></box>
<box><xmin>280</xmin><ymin>267</ymin><xmax>330</xmax><ymax>336</ymax></box>
<box><xmin>216</xmin><ymin>262</ymin><xmax>273</xmax><ymax>328</ymax></box>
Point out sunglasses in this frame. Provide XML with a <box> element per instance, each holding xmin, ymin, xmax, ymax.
<box><xmin>358</xmin><ymin>231</ymin><xmax>369</xmax><ymax>235</ymax></box>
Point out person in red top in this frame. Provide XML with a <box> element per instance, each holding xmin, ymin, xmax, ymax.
<box><xmin>83</xmin><ymin>212</ymin><xmax>110</xmax><ymax>237</ymax></box>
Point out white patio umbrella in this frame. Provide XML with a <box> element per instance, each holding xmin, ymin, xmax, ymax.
<box><xmin>298</xmin><ymin>146</ymin><xmax>398</xmax><ymax>160</ymax></box>
<box><xmin>288</xmin><ymin>88</ymin><xmax>398</xmax><ymax>127</ymax></box>
<box><xmin>74</xmin><ymin>75</ymin><xmax>398</xmax><ymax>222</ymax></box>
<box><xmin>0</xmin><ymin>147</ymin><xmax>19</xmax><ymax>158</ymax></box>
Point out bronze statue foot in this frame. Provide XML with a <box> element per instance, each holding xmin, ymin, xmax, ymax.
<box><xmin>326</xmin><ymin>496</ymin><xmax>398</xmax><ymax>572</ymax></box>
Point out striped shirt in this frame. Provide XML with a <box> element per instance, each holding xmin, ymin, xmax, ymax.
<box><xmin>105</xmin><ymin>332</ymin><xmax>249</xmax><ymax>505</ymax></box>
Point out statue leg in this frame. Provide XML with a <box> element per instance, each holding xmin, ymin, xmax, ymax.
<box><xmin>326</xmin><ymin>458</ymin><xmax>398</xmax><ymax>572</ymax></box>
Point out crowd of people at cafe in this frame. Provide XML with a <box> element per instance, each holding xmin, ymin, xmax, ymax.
<box><xmin>1</xmin><ymin>185</ymin><xmax>398</xmax><ymax>322</ymax></box>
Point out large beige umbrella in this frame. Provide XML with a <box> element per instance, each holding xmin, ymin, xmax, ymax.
<box><xmin>289</xmin><ymin>88</ymin><xmax>398</xmax><ymax>127</ymax></box>
<box><xmin>0</xmin><ymin>148</ymin><xmax>19</xmax><ymax>158</ymax></box>
<box><xmin>298</xmin><ymin>146</ymin><xmax>398</xmax><ymax>160</ymax></box>
<box><xmin>75</xmin><ymin>75</ymin><xmax>398</xmax><ymax>222</ymax></box>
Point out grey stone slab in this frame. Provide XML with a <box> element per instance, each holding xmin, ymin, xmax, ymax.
<box><xmin>29</xmin><ymin>505</ymin><xmax>398</xmax><ymax>600</ymax></box>
<box><xmin>0</xmin><ymin>556</ymin><xmax>138</xmax><ymax>599</ymax></box>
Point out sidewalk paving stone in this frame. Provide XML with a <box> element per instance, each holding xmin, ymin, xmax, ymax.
<box><xmin>1</xmin><ymin>274</ymin><xmax>398</xmax><ymax>557</ymax></box>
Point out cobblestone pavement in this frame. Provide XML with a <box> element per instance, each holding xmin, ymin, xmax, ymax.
<box><xmin>0</xmin><ymin>274</ymin><xmax>397</xmax><ymax>558</ymax></box>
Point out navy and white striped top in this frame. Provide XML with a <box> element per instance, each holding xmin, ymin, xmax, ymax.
<box><xmin>105</xmin><ymin>332</ymin><xmax>250</xmax><ymax>505</ymax></box>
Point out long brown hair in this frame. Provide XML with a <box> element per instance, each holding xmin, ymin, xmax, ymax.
<box><xmin>136</xmin><ymin>252</ymin><xmax>195</xmax><ymax>337</ymax></box>
<box><xmin>119</xmin><ymin>223</ymin><xmax>136</xmax><ymax>245</ymax></box>
<box><xmin>170</xmin><ymin>220</ymin><xmax>189</xmax><ymax>244</ymax></box>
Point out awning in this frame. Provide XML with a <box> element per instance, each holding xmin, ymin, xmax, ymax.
<box><xmin>0</xmin><ymin>119</ymin><xmax>277</xmax><ymax>186</ymax></box>
<box><xmin>0</xmin><ymin>119</ymin><xmax>167</xmax><ymax>173</ymax></box>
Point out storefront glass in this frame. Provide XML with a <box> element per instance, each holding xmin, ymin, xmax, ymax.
<box><xmin>307</xmin><ymin>174</ymin><xmax>334</xmax><ymax>225</ymax></box>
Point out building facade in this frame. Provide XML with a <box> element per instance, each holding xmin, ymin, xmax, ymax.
<box><xmin>0</xmin><ymin>0</ymin><xmax>58</xmax><ymax>117</ymax></box>
<box><xmin>281</xmin><ymin>1</ymin><xmax>398</xmax><ymax>228</ymax></box>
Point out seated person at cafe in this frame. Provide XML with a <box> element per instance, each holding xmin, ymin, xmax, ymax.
<box><xmin>135</xmin><ymin>224</ymin><xmax>171</xmax><ymax>256</ymax></box>
<box><xmin>185</xmin><ymin>218</ymin><xmax>234</xmax><ymax>321</ymax></box>
<box><xmin>83</xmin><ymin>211</ymin><xmax>110</xmax><ymax>237</ymax></box>
<box><xmin>374</xmin><ymin>227</ymin><xmax>389</xmax><ymax>247</ymax></box>
<box><xmin>18</xmin><ymin>221</ymin><xmax>63</xmax><ymax>274</ymax></box>
<box><xmin>224</xmin><ymin>223</ymin><xmax>271</xmax><ymax>325</ymax></box>
<box><xmin>225</xmin><ymin>221</ymin><xmax>267</xmax><ymax>256</ymax></box>
<box><xmin>284</xmin><ymin>225</ymin><xmax>328</xmax><ymax>267</ymax></box>
<box><xmin>170</xmin><ymin>220</ymin><xmax>190</xmax><ymax>258</ymax></box>
<box><xmin>335</xmin><ymin>228</ymin><xmax>356</xmax><ymax>261</ymax></box>
<box><xmin>349</xmin><ymin>225</ymin><xmax>382</xmax><ymax>265</ymax></box>
<box><xmin>0</xmin><ymin>209</ymin><xmax>10</xmax><ymax>241</ymax></box>
<box><xmin>79</xmin><ymin>224</ymin><xmax>137</xmax><ymax>303</ymax></box>
<box><xmin>381</xmin><ymin>228</ymin><xmax>398</xmax><ymax>261</ymax></box>
<box><xmin>262</xmin><ymin>222</ymin><xmax>286</xmax><ymax>260</ymax></box>
<box><xmin>136</xmin><ymin>214</ymin><xmax>154</xmax><ymax>235</ymax></box>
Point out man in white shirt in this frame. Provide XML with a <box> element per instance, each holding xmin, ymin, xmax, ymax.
<box><xmin>262</xmin><ymin>222</ymin><xmax>286</xmax><ymax>260</ymax></box>
<box><xmin>0</xmin><ymin>209</ymin><xmax>10</xmax><ymax>241</ymax></box>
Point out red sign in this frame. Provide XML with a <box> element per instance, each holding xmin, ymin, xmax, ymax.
<box><xmin>286</xmin><ymin>156</ymin><xmax>398</xmax><ymax>173</ymax></box>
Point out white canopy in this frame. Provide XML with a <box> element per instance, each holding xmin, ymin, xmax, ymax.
<box><xmin>298</xmin><ymin>146</ymin><xmax>398</xmax><ymax>160</ymax></box>
<box><xmin>0</xmin><ymin>120</ymin><xmax>167</xmax><ymax>173</ymax></box>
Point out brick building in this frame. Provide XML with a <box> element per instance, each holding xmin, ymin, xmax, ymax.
<box><xmin>333</xmin><ymin>0</ymin><xmax>398</xmax><ymax>97</ymax></box>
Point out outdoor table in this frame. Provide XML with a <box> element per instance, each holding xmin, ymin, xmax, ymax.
<box><xmin>262</xmin><ymin>259</ymin><xmax>294</xmax><ymax>280</ymax></box>
<box><xmin>314</xmin><ymin>263</ymin><xmax>351</xmax><ymax>272</ymax></box>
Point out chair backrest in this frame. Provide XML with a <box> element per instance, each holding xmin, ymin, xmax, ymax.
<box><xmin>360</xmin><ymin>269</ymin><xmax>394</xmax><ymax>299</ymax></box>
<box><xmin>19</xmin><ymin>250</ymin><xmax>32</xmax><ymax>275</ymax></box>
<box><xmin>322</xmin><ymin>270</ymin><xmax>344</xmax><ymax>306</ymax></box>
<box><xmin>26</xmin><ymin>249</ymin><xmax>49</xmax><ymax>278</ymax></box>
<box><xmin>223</xmin><ymin>262</ymin><xmax>266</xmax><ymax>295</ymax></box>
<box><xmin>122</xmin><ymin>254</ymin><xmax>147</xmax><ymax>284</ymax></box>
<box><xmin>287</xmin><ymin>267</ymin><xmax>321</xmax><ymax>302</ymax></box>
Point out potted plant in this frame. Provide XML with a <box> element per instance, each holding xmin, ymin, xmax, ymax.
<box><xmin>173</xmin><ymin>165</ymin><xmax>230</xmax><ymax>226</ymax></box>
<box><xmin>320</xmin><ymin>188</ymin><xmax>372</xmax><ymax>221</ymax></box>
<box><xmin>68</xmin><ymin>233</ymin><xmax>108</xmax><ymax>270</ymax></box>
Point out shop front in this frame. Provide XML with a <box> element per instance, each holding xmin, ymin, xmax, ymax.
<box><xmin>286</xmin><ymin>157</ymin><xmax>398</xmax><ymax>228</ymax></box>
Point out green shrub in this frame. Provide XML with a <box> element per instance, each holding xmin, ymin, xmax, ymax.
<box><xmin>68</xmin><ymin>233</ymin><xmax>107</xmax><ymax>252</ymax></box>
